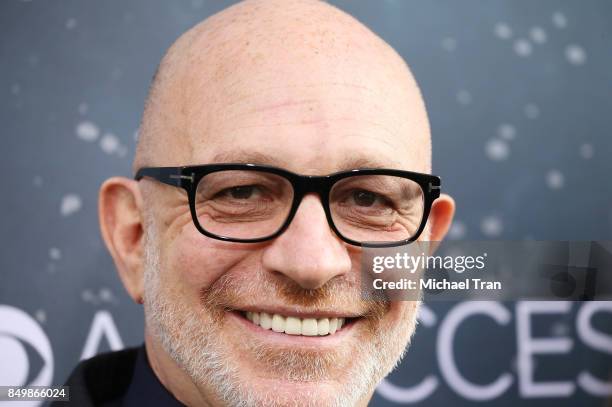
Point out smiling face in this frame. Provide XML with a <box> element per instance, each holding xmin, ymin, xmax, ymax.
<box><xmin>122</xmin><ymin>1</ymin><xmax>446</xmax><ymax>406</ymax></box>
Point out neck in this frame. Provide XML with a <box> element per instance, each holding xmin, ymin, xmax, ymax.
<box><xmin>144</xmin><ymin>327</ymin><xmax>219</xmax><ymax>407</ymax></box>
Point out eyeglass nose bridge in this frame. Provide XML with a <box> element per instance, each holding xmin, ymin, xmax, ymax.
<box><xmin>292</xmin><ymin>174</ymin><xmax>332</xmax><ymax>196</ymax></box>
<box><xmin>290</xmin><ymin>175</ymin><xmax>339</xmax><ymax>214</ymax></box>
<box><xmin>278</xmin><ymin>174</ymin><xmax>338</xmax><ymax>238</ymax></box>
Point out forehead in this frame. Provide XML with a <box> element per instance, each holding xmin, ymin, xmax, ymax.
<box><xmin>184</xmin><ymin>74</ymin><xmax>429</xmax><ymax>175</ymax></box>
<box><xmin>170</xmin><ymin>23</ymin><xmax>431</xmax><ymax>174</ymax></box>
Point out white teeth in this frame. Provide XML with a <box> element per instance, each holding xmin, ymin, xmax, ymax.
<box><xmin>329</xmin><ymin>318</ymin><xmax>338</xmax><ymax>334</ymax></box>
<box><xmin>272</xmin><ymin>314</ymin><xmax>285</xmax><ymax>332</ymax></box>
<box><xmin>260</xmin><ymin>312</ymin><xmax>272</xmax><ymax>330</ymax></box>
<box><xmin>284</xmin><ymin>317</ymin><xmax>302</xmax><ymax>335</ymax></box>
<box><xmin>301</xmin><ymin>318</ymin><xmax>318</xmax><ymax>336</ymax></box>
<box><xmin>243</xmin><ymin>311</ymin><xmax>348</xmax><ymax>336</ymax></box>
<box><xmin>317</xmin><ymin>318</ymin><xmax>330</xmax><ymax>336</ymax></box>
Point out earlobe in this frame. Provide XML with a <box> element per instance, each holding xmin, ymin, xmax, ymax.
<box><xmin>98</xmin><ymin>177</ymin><xmax>145</xmax><ymax>304</ymax></box>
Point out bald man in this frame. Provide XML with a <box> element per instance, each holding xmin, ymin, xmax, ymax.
<box><xmin>58</xmin><ymin>0</ymin><xmax>454</xmax><ymax>406</ymax></box>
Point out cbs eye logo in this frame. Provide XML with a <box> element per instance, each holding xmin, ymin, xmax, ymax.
<box><xmin>0</xmin><ymin>305</ymin><xmax>53</xmax><ymax>407</ymax></box>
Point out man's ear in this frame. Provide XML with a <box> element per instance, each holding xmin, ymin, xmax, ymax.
<box><xmin>429</xmin><ymin>193</ymin><xmax>455</xmax><ymax>241</ymax></box>
<box><xmin>99</xmin><ymin>177</ymin><xmax>146</xmax><ymax>304</ymax></box>
<box><xmin>426</xmin><ymin>193</ymin><xmax>455</xmax><ymax>254</ymax></box>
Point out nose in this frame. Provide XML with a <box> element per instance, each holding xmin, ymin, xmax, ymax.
<box><xmin>261</xmin><ymin>194</ymin><xmax>352</xmax><ymax>290</ymax></box>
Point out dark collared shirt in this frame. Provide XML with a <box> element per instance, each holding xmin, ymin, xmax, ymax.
<box><xmin>122</xmin><ymin>345</ymin><xmax>186</xmax><ymax>407</ymax></box>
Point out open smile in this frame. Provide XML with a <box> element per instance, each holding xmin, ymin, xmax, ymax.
<box><xmin>231</xmin><ymin>309</ymin><xmax>360</xmax><ymax>338</ymax></box>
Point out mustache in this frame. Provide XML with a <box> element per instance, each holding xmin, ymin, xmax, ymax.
<box><xmin>199</xmin><ymin>269</ymin><xmax>389</xmax><ymax>322</ymax></box>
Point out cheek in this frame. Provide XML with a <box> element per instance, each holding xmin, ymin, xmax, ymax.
<box><xmin>385</xmin><ymin>301</ymin><xmax>419</xmax><ymax>328</ymax></box>
<box><xmin>163</xmin><ymin>224</ymin><xmax>255</xmax><ymax>290</ymax></box>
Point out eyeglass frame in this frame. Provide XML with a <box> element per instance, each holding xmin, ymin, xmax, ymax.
<box><xmin>134</xmin><ymin>163</ymin><xmax>441</xmax><ymax>248</ymax></box>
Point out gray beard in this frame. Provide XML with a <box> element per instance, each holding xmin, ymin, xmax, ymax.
<box><xmin>142</xmin><ymin>222</ymin><xmax>418</xmax><ymax>407</ymax></box>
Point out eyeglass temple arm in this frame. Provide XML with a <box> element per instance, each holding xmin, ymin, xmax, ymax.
<box><xmin>134</xmin><ymin>167</ymin><xmax>194</xmax><ymax>188</ymax></box>
<box><xmin>428</xmin><ymin>178</ymin><xmax>441</xmax><ymax>198</ymax></box>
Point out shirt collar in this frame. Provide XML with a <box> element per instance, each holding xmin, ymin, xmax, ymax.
<box><xmin>122</xmin><ymin>344</ymin><xmax>186</xmax><ymax>407</ymax></box>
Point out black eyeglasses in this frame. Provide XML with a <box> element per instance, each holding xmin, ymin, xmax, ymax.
<box><xmin>134</xmin><ymin>163</ymin><xmax>441</xmax><ymax>248</ymax></box>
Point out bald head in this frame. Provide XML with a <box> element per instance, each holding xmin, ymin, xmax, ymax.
<box><xmin>134</xmin><ymin>0</ymin><xmax>430</xmax><ymax>174</ymax></box>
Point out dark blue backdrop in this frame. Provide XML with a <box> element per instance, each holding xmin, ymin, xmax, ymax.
<box><xmin>1</xmin><ymin>1</ymin><xmax>611</xmax><ymax>406</ymax></box>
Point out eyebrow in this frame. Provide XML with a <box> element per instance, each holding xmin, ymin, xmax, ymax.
<box><xmin>210</xmin><ymin>150</ymin><xmax>290</xmax><ymax>167</ymax></box>
<box><xmin>209</xmin><ymin>149</ymin><xmax>406</xmax><ymax>173</ymax></box>
<box><xmin>336</xmin><ymin>156</ymin><xmax>405</xmax><ymax>171</ymax></box>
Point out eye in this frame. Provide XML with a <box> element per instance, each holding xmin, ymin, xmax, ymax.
<box><xmin>351</xmin><ymin>190</ymin><xmax>387</xmax><ymax>207</ymax></box>
<box><xmin>227</xmin><ymin>186</ymin><xmax>257</xmax><ymax>199</ymax></box>
<box><xmin>213</xmin><ymin>185</ymin><xmax>265</xmax><ymax>201</ymax></box>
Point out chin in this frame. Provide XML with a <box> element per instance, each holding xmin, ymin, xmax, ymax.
<box><xmin>202</xmin><ymin>373</ymin><xmax>368</xmax><ymax>407</ymax></box>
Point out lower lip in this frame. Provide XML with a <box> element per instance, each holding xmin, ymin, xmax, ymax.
<box><xmin>228</xmin><ymin>311</ymin><xmax>357</xmax><ymax>347</ymax></box>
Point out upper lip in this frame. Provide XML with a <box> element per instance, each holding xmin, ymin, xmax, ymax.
<box><xmin>231</xmin><ymin>306</ymin><xmax>363</xmax><ymax>319</ymax></box>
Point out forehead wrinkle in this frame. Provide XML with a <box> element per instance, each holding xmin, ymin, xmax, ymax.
<box><xmin>223</xmin><ymin>81</ymin><xmax>381</xmax><ymax>109</ymax></box>
<box><xmin>221</xmin><ymin>90</ymin><xmax>385</xmax><ymax>127</ymax></box>
<box><xmin>225</xmin><ymin>116</ymin><xmax>404</xmax><ymax>146</ymax></box>
<box><xmin>215</xmin><ymin>84</ymin><xmax>406</xmax><ymax>135</ymax></box>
